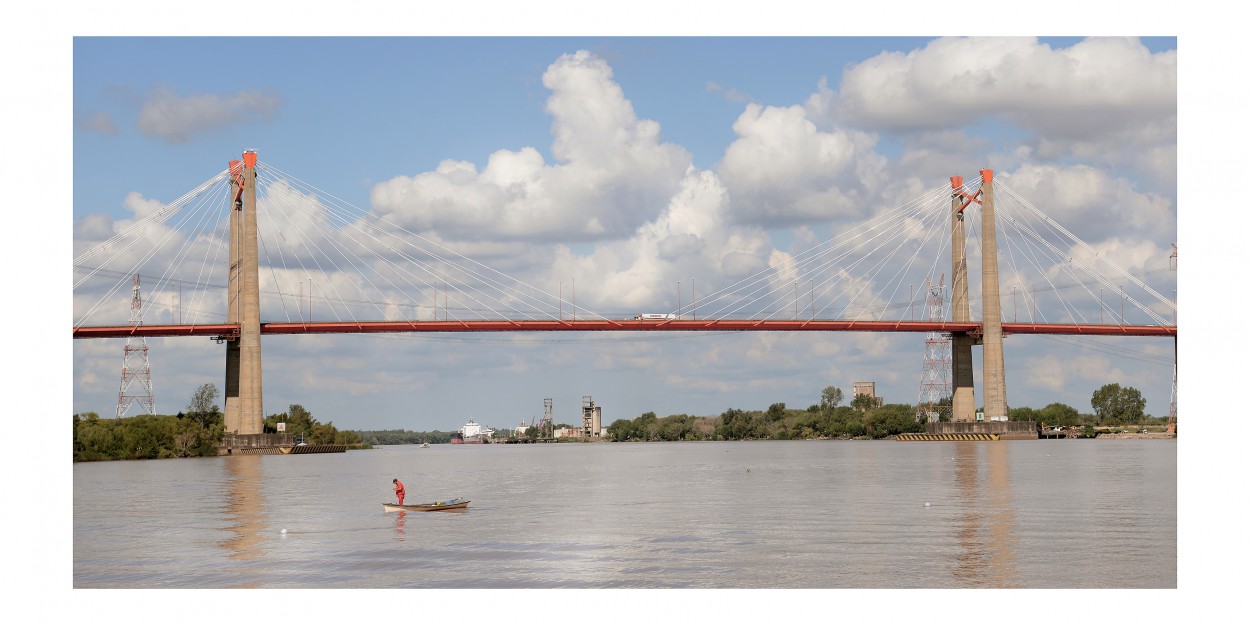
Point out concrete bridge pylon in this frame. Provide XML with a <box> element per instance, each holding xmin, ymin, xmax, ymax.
<box><xmin>943</xmin><ymin>169</ymin><xmax>1019</xmax><ymax>435</ymax></box>
<box><xmin>949</xmin><ymin>175</ymin><xmax>976</xmax><ymax>422</ymax></box>
<box><xmin>223</xmin><ymin>150</ymin><xmax>264</xmax><ymax>435</ymax></box>
<box><xmin>978</xmin><ymin>169</ymin><xmax>1009</xmax><ymax>421</ymax></box>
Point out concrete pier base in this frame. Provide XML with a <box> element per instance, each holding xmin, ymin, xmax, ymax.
<box><xmin>925</xmin><ymin>421</ymin><xmax>1039</xmax><ymax>441</ymax></box>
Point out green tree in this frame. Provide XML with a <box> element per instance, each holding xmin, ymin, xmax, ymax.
<box><xmin>1090</xmin><ymin>383</ymin><xmax>1146</xmax><ymax>425</ymax></box>
<box><xmin>606</xmin><ymin>418</ymin><xmax>633</xmax><ymax>441</ymax></box>
<box><xmin>716</xmin><ymin>408</ymin><xmax>748</xmax><ymax>440</ymax></box>
<box><xmin>1039</xmin><ymin>402</ymin><xmax>1080</xmax><ymax>427</ymax></box>
<box><xmin>1009</xmin><ymin>406</ymin><xmax>1040</xmax><ymax>422</ymax></box>
<box><xmin>820</xmin><ymin>386</ymin><xmax>844</xmax><ymax>411</ymax></box>
<box><xmin>186</xmin><ymin>383</ymin><xmax>223</xmax><ymax>429</ymax></box>
<box><xmin>765</xmin><ymin>402</ymin><xmax>786</xmax><ymax>422</ymax></box>
<box><xmin>866</xmin><ymin>404</ymin><xmax>924</xmax><ymax>438</ymax></box>
<box><xmin>851</xmin><ymin>393</ymin><xmax>877</xmax><ymax>412</ymax></box>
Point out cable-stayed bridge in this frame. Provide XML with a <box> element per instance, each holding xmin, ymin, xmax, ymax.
<box><xmin>73</xmin><ymin>151</ymin><xmax>1176</xmax><ymax>436</ymax></box>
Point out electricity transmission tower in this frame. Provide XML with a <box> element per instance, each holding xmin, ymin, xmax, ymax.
<box><xmin>916</xmin><ymin>275</ymin><xmax>952</xmax><ymax>423</ymax></box>
<box><xmin>116</xmin><ymin>274</ymin><xmax>156</xmax><ymax>417</ymax></box>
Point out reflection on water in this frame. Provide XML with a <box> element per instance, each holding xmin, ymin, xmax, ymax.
<box><xmin>953</xmin><ymin>441</ymin><xmax>1020</xmax><ymax>587</ymax></box>
<box><xmin>221</xmin><ymin>455</ymin><xmax>267</xmax><ymax>584</ymax></box>
<box><xmin>74</xmin><ymin>440</ymin><xmax>1175</xmax><ymax>588</ymax></box>
<box><xmin>985</xmin><ymin>442</ymin><xmax>1020</xmax><ymax>586</ymax></box>
<box><xmin>394</xmin><ymin>511</ymin><xmax>406</xmax><ymax>541</ymax></box>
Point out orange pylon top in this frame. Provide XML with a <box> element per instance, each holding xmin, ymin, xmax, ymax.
<box><xmin>980</xmin><ymin>169</ymin><xmax>993</xmax><ymax>184</ymax></box>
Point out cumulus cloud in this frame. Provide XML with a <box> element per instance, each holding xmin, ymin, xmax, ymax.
<box><xmin>541</xmin><ymin>166</ymin><xmax>771</xmax><ymax>312</ymax></box>
<box><xmin>73</xmin><ymin>42</ymin><xmax>1178</xmax><ymax>425</ymax></box>
<box><xmin>997</xmin><ymin>164</ymin><xmax>1174</xmax><ymax>242</ymax></box>
<box><xmin>123</xmin><ymin>191</ymin><xmax>165</xmax><ymax>220</ymax></box>
<box><xmin>136</xmin><ymin>86</ymin><xmax>280</xmax><ymax>144</ymax></box>
<box><xmin>718</xmin><ymin>103</ymin><xmax>887</xmax><ymax>227</ymax></box>
<box><xmin>369</xmin><ymin>51</ymin><xmax>691</xmax><ymax>242</ymax></box>
<box><xmin>826</xmin><ymin>37</ymin><xmax>1176</xmax><ymax>192</ymax></box>
<box><xmin>833</xmin><ymin>37</ymin><xmax>1175</xmax><ymax>136</ymax></box>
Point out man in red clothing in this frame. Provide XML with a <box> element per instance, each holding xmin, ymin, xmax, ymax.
<box><xmin>393</xmin><ymin>478</ymin><xmax>406</xmax><ymax>506</ymax></box>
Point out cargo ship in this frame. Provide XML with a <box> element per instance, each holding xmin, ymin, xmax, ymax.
<box><xmin>450</xmin><ymin>418</ymin><xmax>494</xmax><ymax>444</ymax></box>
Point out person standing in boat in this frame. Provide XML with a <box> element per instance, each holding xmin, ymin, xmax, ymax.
<box><xmin>393</xmin><ymin>478</ymin><xmax>406</xmax><ymax>506</ymax></box>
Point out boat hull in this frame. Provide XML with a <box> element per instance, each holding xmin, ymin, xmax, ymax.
<box><xmin>383</xmin><ymin>500</ymin><xmax>470</xmax><ymax>512</ymax></box>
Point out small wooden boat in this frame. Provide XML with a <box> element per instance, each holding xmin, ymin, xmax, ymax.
<box><xmin>383</xmin><ymin>499</ymin><xmax>470</xmax><ymax>512</ymax></box>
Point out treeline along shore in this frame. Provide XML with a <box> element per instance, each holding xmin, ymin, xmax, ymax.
<box><xmin>75</xmin><ymin>383</ymin><xmax>1168</xmax><ymax>460</ymax></box>
<box><xmin>73</xmin><ymin>383</ymin><xmax>366</xmax><ymax>462</ymax></box>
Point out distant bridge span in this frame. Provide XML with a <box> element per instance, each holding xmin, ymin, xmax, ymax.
<box><xmin>72</xmin><ymin>319</ymin><xmax>1177</xmax><ymax>339</ymax></box>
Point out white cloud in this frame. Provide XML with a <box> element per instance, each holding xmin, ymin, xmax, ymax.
<box><xmin>834</xmin><ymin>37</ymin><xmax>1175</xmax><ymax>137</ymax></box>
<box><xmin>998</xmin><ymin>164</ymin><xmax>1174</xmax><ymax>242</ymax></box>
<box><xmin>718</xmin><ymin>103</ymin><xmax>886</xmax><ymax>227</ymax></box>
<box><xmin>536</xmin><ymin>166</ymin><xmax>771</xmax><ymax>313</ymax></box>
<box><xmin>123</xmin><ymin>191</ymin><xmax>164</xmax><ymax>219</ymax></box>
<box><xmin>72</xmin><ymin>42</ymin><xmax>1179</xmax><ymax>429</ymax></box>
<box><xmin>829</xmin><ymin>37</ymin><xmax>1176</xmax><ymax>192</ymax></box>
<box><xmin>136</xmin><ymin>86</ymin><xmax>280</xmax><ymax>144</ymax></box>
<box><xmin>1024</xmin><ymin>353</ymin><xmax>1125</xmax><ymax>394</ymax></box>
<box><xmin>369</xmin><ymin>51</ymin><xmax>691</xmax><ymax>242</ymax></box>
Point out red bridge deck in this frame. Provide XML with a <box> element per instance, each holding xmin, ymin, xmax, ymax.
<box><xmin>73</xmin><ymin>319</ymin><xmax>1177</xmax><ymax>338</ymax></box>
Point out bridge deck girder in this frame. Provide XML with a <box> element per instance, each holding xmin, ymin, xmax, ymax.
<box><xmin>73</xmin><ymin>320</ymin><xmax>1177</xmax><ymax>338</ymax></box>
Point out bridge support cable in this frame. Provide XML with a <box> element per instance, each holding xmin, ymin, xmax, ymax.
<box><xmin>730</xmin><ymin>184</ymin><xmax>950</xmax><ymax>322</ymax></box>
<box><xmin>74</xmin><ymin>174</ymin><xmax>235</xmax><ymax>329</ymax></box>
<box><xmin>255</xmin><ymin>167</ymin><xmax>555</xmax><ymax>325</ymax></box>
<box><xmin>257</xmin><ymin>163</ymin><xmax>604</xmax><ymax>323</ymax></box>
<box><xmin>73</xmin><ymin>159</ymin><xmax>1176</xmax><ymax>345</ymax></box>
<box><xmin>685</xmin><ymin>186</ymin><xmax>932</xmax><ymax>320</ymax></box>
<box><xmin>257</xmin><ymin>169</ymin><xmax>481</xmax><ymax>325</ymax></box>
<box><xmin>833</xmin><ymin>187</ymin><xmax>955</xmax><ymax>323</ymax></box>
<box><xmin>993</xmin><ymin>202</ymin><xmax>1106</xmax><ymax>326</ymax></box>
<box><xmin>253</xmin><ymin>170</ymin><xmax>402</xmax><ymax>325</ymax></box>
<box><xmin>256</xmin><ymin>163</ymin><xmax>614</xmax><ymax>325</ymax></box>
<box><xmin>693</xmin><ymin>183</ymin><xmax>953</xmax><ymax>322</ymax></box>
<box><xmin>795</xmin><ymin>183</ymin><xmax>951</xmax><ymax>322</ymax></box>
<box><xmin>965</xmin><ymin>196</ymin><xmax>1065</xmax><ymax>326</ymax></box>
<box><xmin>996</xmin><ymin>182</ymin><xmax>1174</xmax><ymax>325</ymax></box>
<box><xmin>793</xmin><ymin>187</ymin><xmax>946</xmax><ymax>322</ymax></box>
<box><xmin>137</xmin><ymin>182</ymin><xmax>237</xmax><ymax>326</ymax></box>
<box><xmin>942</xmin><ymin>175</ymin><xmax>1177</xmax><ymax>339</ymax></box>
<box><xmin>74</xmin><ymin>169</ymin><xmax>231</xmax><ymax>271</ymax></box>
<box><xmin>252</xmin><ymin>170</ymin><xmax>455</xmax><ymax>325</ymax></box>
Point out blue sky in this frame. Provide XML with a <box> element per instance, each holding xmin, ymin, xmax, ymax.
<box><xmin>74</xmin><ymin>36</ymin><xmax>1177</xmax><ymax>216</ymax></box>
<box><xmin>67</xmin><ymin>34</ymin><xmax>1190</xmax><ymax>434</ymax></box>
<box><xmin>13</xmin><ymin>0</ymin><xmax>1250</xmax><ymax>617</ymax></box>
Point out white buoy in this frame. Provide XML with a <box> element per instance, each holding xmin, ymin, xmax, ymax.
<box><xmin>281</xmin><ymin>528</ymin><xmax>287</xmax><ymax>534</ymax></box>
<box><xmin>924</xmin><ymin>502</ymin><xmax>931</xmax><ymax>507</ymax></box>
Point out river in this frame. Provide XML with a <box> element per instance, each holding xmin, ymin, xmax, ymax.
<box><xmin>73</xmin><ymin>438</ymin><xmax>1175</xmax><ymax>591</ymax></box>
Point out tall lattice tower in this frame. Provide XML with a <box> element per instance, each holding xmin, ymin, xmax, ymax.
<box><xmin>1168</xmin><ymin>244</ymin><xmax>1177</xmax><ymax>434</ymax></box>
<box><xmin>916</xmin><ymin>275</ymin><xmax>952</xmax><ymax>423</ymax></box>
<box><xmin>538</xmin><ymin>398</ymin><xmax>554</xmax><ymax>439</ymax></box>
<box><xmin>116</xmin><ymin>274</ymin><xmax>156</xmax><ymax>417</ymax></box>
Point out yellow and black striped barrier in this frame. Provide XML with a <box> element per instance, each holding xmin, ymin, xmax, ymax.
<box><xmin>895</xmin><ymin>433</ymin><xmax>1000</xmax><ymax>441</ymax></box>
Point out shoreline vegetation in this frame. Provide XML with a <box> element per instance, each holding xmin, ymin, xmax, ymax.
<box><xmin>74</xmin><ymin>383</ymin><xmax>367</xmax><ymax>462</ymax></box>
<box><xmin>75</xmin><ymin>383</ymin><xmax>1170</xmax><ymax>462</ymax></box>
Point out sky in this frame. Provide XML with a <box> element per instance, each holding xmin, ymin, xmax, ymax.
<box><xmin>11</xmin><ymin>0</ymin><xmax>1250</xmax><ymax>619</ymax></box>
<box><xmin>68</xmin><ymin>34</ymin><xmax>1183</xmax><ymax>434</ymax></box>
